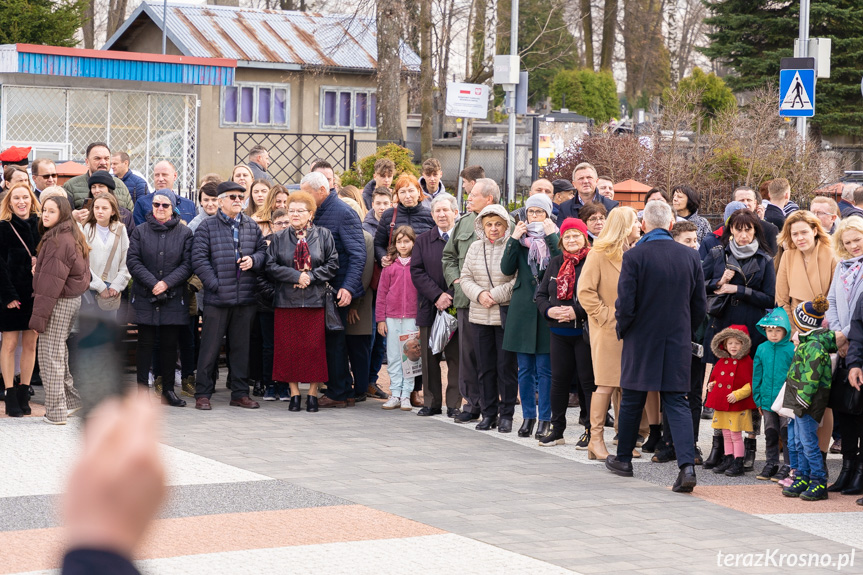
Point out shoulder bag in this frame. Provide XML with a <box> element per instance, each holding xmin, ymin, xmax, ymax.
<box><xmin>324</xmin><ymin>283</ymin><xmax>344</xmax><ymax>331</ymax></box>
<box><xmin>829</xmin><ymin>355</ymin><xmax>863</xmax><ymax>415</ymax></box>
<box><xmin>6</xmin><ymin>220</ymin><xmax>37</xmax><ymax>270</ymax></box>
<box><xmin>96</xmin><ymin>230</ymin><xmax>122</xmax><ymax>311</ymax></box>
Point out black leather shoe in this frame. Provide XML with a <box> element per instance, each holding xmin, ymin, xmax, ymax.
<box><xmin>498</xmin><ymin>418</ymin><xmax>513</xmax><ymax>433</ymax></box>
<box><xmin>673</xmin><ymin>464</ymin><xmax>697</xmax><ymax>492</ymax></box>
<box><xmin>725</xmin><ymin>456</ymin><xmax>746</xmax><ymax>477</ymax></box>
<box><xmin>693</xmin><ymin>445</ymin><xmax>703</xmax><ymax>466</ymax></box>
<box><xmin>518</xmin><ymin>418</ymin><xmax>536</xmax><ymax>437</ymax></box>
<box><xmin>605</xmin><ymin>455</ymin><xmax>634</xmax><ymax>477</ymax></box>
<box><xmin>703</xmin><ymin>434</ymin><xmax>723</xmax><ymax>469</ymax></box>
<box><xmin>306</xmin><ymin>395</ymin><xmax>319</xmax><ymax>413</ymax></box>
<box><xmin>475</xmin><ymin>416</ymin><xmax>498</xmax><ymax>430</ymax></box>
<box><xmin>417</xmin><ymin>407</ymin><xmax>442</xmax><ymax>416</ymax></box>
<box><xmin>288</xmin><ymin>395</ymin><xmax>301</xmax><ymax>412</ymax></box>
<box><xmin>743</xmin><ymin>437</ymin><xmax>757</xmax><ymax>470</ymax></box>
<box><xmin>162</xmin><ymin>389</ymin><xmax>187</xmax><ymax>407</ymax></box>
<box><xmin>828</xmin><ymin>458</ymin><xmax>855</xmax><ymax>492</ymax></box>
<box><xmin>447</xmin><ymin>408</ymin><xmax>462</xmax><ymax>418</ymax></box>
<box><xmin>454</xmin><ymin>411</ymin><xmax>480</xmax><ymax>424</ymax></box>
<box><xmin>535</xmin><ymin>420</ymin><xmax>551</xmax><ymax>439</ymax></box>
<box><xmin>712</xmin><ymin>454</ymin><xmax>734</xmax><ymax>474</ymax></box>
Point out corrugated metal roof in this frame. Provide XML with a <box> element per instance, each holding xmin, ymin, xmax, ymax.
<box><xmin>130</xmin><ymin>2</ymin><xmax>420</xmax><ymax>72</ymax></box>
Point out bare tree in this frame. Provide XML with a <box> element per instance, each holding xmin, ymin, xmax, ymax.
<box><xmin>377</xmin><ymin>0</ymin><xmax>405</xmax><ymax>140</ymax></box>
<box><xmin>581</xmin><ymin>0</ymin><xmax>594</xmax><ymax>70</ymax></box>
<box><xmin>599</xmin><ymin>0</ymin><xmax>617</xmax><ymax>71</ymax></box>
<box><xmin>420</xmin><ymin>0</ymin><xmax>433</xmax><ymax>158</ymax></box>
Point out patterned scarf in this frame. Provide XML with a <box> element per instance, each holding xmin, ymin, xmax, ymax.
<box><xmin>556</xmin><ymin>246</ymin><xmax>590</xmax><ymax>301</ymax></box>
<box><xmin>519</xmin><ymin>222</ymin><xmax>551</xmax><ymax>276</ymax></box>
<box><xmin>839</xmin><ymin>255</ymin><xmax>863</xmax><ymax>297</ymax></box>
<box><xmin>293</xmin><ymin>226</ymin><xmax>312</xmax><ymax>271</ymax></box>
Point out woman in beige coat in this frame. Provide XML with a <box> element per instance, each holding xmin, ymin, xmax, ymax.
<box><xmin>776</xmin><ymin>209</ymin><xmax>838</xmax><ymax>456</ymax></box>
<box><xmin>577</xmin><ymin>206</ymin><xmax>645</xmax><ymax>460</ymax></box>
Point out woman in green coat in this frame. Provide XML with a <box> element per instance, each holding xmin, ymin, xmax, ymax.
<box><xmin>500</xmin><ymin>194</ymin><xmax>561</xmax><ymax>439</ymax></box>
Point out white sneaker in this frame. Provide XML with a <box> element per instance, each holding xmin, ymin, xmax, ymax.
<box><xmin>382</xmin><ymin>396</ymin><xmax>400</xmax><ymax>410</ymax></box>
<box><xmin>67</xmin><ymin>407</ymin><xmax>82</xmax><ymax>417</ymax></box>
<box><xmin>400</xmin><ymin>397</ymin><xmax>412</xmax><ymax>411</ymax></box>
<box><xmin>43</xmin><ymin>416</ymin><xmax>66</xmax><ymax>425</ymax></box>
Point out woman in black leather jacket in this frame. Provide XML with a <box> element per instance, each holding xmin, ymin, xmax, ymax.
<box><xmin>266</xmin><ymin>191</ymin><xmax>339</xmax><ymax>412</ymax></box>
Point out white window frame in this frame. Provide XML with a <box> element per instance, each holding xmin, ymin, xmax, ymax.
<box><xmin>319</xmin><ymin>86</ymin><xmax>377</xmax><ymax>133</ymax></box>
<box><xmin>221</xmin><ymin>82</ymin><xmax>291</xmax><ymax>129</ymax></box>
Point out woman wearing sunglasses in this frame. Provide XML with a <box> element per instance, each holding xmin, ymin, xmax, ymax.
<box><xmin>127</xmin><ymin>189</ymin><xmax>193</xmax><ymax>407</ymax></box>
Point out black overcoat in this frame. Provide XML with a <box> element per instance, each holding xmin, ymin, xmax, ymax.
<box><xmin>410</xmin><ymin>227</ymin><xmax>452</xmax><ymax>328</ymax></box>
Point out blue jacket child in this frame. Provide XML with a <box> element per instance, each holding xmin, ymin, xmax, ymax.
<box><xmin>753</xmin><ymin>307</ymin><xmax>795</xmax><ymax>411</ymax></box>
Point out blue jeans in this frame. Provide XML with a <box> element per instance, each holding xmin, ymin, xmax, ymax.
<box><xmin>788</xmin><ymin>417</ymin><xmax>800</xmax><ymax>470</ymax></box>
<box><xmin>794</xmin><ymin>414</ymin><xmax>826</xmax><ymax>482</ymax></box>
<box><xmin>517</xmin><ymin>352</ymin><xmax>551</xmax><ymax>421</ymax></box>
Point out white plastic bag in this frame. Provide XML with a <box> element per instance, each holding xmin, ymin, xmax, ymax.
<box><xmin>429</xmin><ymin>309</ymin><xmax>458</xmax><ymax>355</ymax></box>
<box><xmin>771</xmin><ymin>382</ymin><xmax>796</xmax><ymax>419</ymax></box>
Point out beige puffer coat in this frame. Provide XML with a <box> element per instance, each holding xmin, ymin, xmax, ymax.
<box><xmin>459</xmin><ymin>204</ymin><xmax>517</xmax><ymax>326</ymax></box>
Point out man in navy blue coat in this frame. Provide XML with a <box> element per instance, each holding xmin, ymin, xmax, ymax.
<box><xmin>606</xmin><ymin>200</ymin><xmax>707</xmax><ymax>493</ymax></box>
<box><xmin>557</xmin><ymin>162</ymin><xmax>618</xmax><ymax>221</ymax></box>
<box><xmin>302</xmin><ymin>171</ymin><xmax>367</xmax><ymax>407</ymax></box>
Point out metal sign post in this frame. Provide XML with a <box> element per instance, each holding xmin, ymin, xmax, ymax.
<box><xmin>445</xmin><ymin>83</ymin><xmax>491</xmax><ymax>212</ymax></box>
<box><xmin>796</xmin><ymin>0</ymin><xmax>810</xmax><ymax>142</ymax></box>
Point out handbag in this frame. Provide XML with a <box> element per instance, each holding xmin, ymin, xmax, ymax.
<box><xmin>706</xmin><ymin>249</ymin><xmax>743</xmax><ymax>317</ymax></box>
<box><xmin>6</xmin><ymin>220</ymin><xmax>37</xmax><ymax>270</ymax></box>
<box><xmin>324</xmin><ymin>283</ymin><xmax>344</xmax><ymax>331</ymax></box>
<box><xmin>829</xmin><ymin>355</ymin><xmax>863</xmax><ymax>415</ymax></box>
<box><xmin>96</xmin><ymin>230</ymin><xmax>122</xmax><ymax>311</ymax></box>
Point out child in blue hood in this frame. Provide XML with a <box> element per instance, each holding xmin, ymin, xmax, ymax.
<box><xmin>753</xmin><ymin>307</ymin><xmax>795</xmax><ymax>482</ymax></box>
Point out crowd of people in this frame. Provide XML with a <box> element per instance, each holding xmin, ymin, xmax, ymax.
<box><xmin>1</xmin><ymin>142</ymin><xmax>862</xmax><ymax>502</ymax></box>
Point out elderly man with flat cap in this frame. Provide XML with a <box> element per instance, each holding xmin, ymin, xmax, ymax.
<box><xmin>192</xmin><ymin>181</ymin><xmax>267</xmax><ymax>411</ymax></box>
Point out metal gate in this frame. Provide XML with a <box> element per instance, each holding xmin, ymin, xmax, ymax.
<box><xmin>0</xmin><ymin>85</ymin><xmax>198</xmax><ymax>194</ymax></box>
<box><xmin>234</xmin><ymin>132</ymin><xmax>347</xmax><ymax>185</ymax></box>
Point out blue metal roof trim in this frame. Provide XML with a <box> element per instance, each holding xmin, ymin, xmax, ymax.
<box><xmin>16</xmin><ymin>51</ymin><xmax>233</xmax><ymax>86</ymax></box>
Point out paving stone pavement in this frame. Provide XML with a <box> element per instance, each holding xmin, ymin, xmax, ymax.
<box><xmin>3</xmin><ymin>380</ymin><xmax>862</xmax><ymax>574</ymax></box>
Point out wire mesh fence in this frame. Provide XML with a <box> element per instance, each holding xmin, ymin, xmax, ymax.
<box><xmin>1</xmin><ymin>85</ymin><xmax>198</xmax><ymax>195</ymax></box>
<box><xmin>234</xmin><ymin>132</ymin><xmax>348</xmax><ymax>185</ymax></box>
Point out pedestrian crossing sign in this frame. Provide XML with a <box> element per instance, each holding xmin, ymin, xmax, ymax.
<box><xmin>779</xmin><ymin>69</ymin><xmax>815</xmax><ymax>117</ymax></box>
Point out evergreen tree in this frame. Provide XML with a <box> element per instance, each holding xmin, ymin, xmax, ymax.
<box><xmin>0</xmin><ymin>0</ymin><xmax>85</xmax><ymax>47</ymax></box>
<box><xmin>550</xmin><ymin>69</ymin><xmax>620</xmax><ymax>122</ymax></box>
<box><xmin>667</xmin><ymin>67</ymin><xmax>737</xmax><ymax>126</ymax></box>
<box><xmin>700</xmin><ymin>0</ymin><xmax>863</xmax><ymax>136</ymax></box>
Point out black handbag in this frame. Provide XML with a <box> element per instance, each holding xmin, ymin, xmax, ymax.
<box><xmin>706</xmin><ymin>293</ymin><xmax>731</xmax><ymax>317</ymax></box>
<box><xmin>829</xmin><ymin>357</ymin><xmax>863</xmax><ymax>415</ymax></box>
<box><xmin>324</xmin><ymin>284</ymin><xmax>344</xmax><ymax>331</ymax></box>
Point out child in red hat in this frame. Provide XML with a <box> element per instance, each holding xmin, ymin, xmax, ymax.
<box><xmin>705</xmin><ymin>324</ymin><xmax>757</xmax><ymax>477</ymax></box>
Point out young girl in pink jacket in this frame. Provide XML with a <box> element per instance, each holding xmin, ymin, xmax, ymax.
<box><xmin>376</xmin><ymin>226</ymin><xmax>419</xmax><ymax>410</ymax></box>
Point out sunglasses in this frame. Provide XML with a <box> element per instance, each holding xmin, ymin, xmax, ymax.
<box><xmin>152</xmin><ymin>202</ymin><xmax>172</xmax><ymax>209</ymax></box>
<box><xmin>221</xmin><ymin>194</ymin><xmax>244</xmax><ymax>201</ymax></box>
<box><xmin>37</xmin><ymin>173</ymin><xmax>58</xmax><ymax>179</ymax></box>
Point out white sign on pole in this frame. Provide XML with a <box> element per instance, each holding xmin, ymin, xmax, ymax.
<box><xmin>445</xmin><ymin>83</ymin><xmax>490</xmax><ymax>119</ymax></box>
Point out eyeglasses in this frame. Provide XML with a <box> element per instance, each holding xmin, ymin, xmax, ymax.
<box><xmin>587</xmin><ymin>216</ymin><xmax>606</xmax><ymax>223</ymax></box>
<box><xmin>153</xmin><ymin>202</ymin><xmax>172</xmax><ymax>209</ymax></box>
<box><xmin>811</xmin><ymin>211</ymin><xmax>834</xmax><ymax>218</ymax></box>
<box><xmin>220</xmin><ymin>194</ymin><xmax>244</xmax><ymax>201</ymax></box>
<box><xmin>287</xmin><ymin>209</ymin><xmax>309</xmax><ymax>214</ymax></box>
<box><xmin>36</xmin><ymin>173</ymin><xmax>58</xmax><ymax>179</ymax></box>
<box><xmin>526</xmin><ymin>209</ymin><xmax>547</xmax><ymax>216</ymax></box>
<box><xmin>273</xmin><ymin>221</ymin><xmax>290</xmax><ymax>228</ymax></box>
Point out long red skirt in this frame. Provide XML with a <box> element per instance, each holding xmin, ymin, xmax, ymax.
<box><xmin>273</xmin><ymin>307</ymin><xmax>328</xmax><ymax>383</ymax></box>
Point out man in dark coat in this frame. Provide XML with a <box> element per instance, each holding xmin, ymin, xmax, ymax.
<box><xmin>411</xmin><ymin>193</ymin><xmax>461</xmax><ymax>417</ymax></box>
<box><xmin>192</xmin><ymin>181</ymin><xmax>267</xmax><ymax>411</ymax></box>
<box><xmin>247</xmin><ymin>145</ymin><xmax>273</xmax><ymax>185</ymax></box>
<box><xmin>302</xmin><ymin>171</ymin><xmax>367</xmax><ymax>407</ymax></box>
<box><xmin>606</xmin><ymin>200</ymin><xmax>707</xmax><ymax>493</ymax></box>
<box><xmin>557</xmin><ymin>162</ymin><xmax>618</xmax><ymax>221</ymax></box>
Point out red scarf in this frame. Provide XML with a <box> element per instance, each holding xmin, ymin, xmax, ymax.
<box><xmin>293</xmin><ymin>227</ymin><xmax>312</xmax><ymax>271</ymax></box>
<box><xmin>556</xmin><ymin>246</ymin><xmax>590</xmax><ymax>301</ymax></box>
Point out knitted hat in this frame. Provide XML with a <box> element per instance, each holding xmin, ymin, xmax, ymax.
<box><xmin>723</xmin><ymin>201</ymin><xmax>747</xmax><ymax>224</ymax></box>
<box><xmin>217</xmin><ymin>181</ymin><xmax>245</xmax><ymax>195</ymax></box>
<box><xmin>525</xmin><ymin>193</ymin><xmax>553</xmax><ymax>217</ymax></box>
<box><xmin>87</xmin><ymin>170</ymin><xmax>115</xmax><ymax>191</ymax></box>
<box><xmin>793</xmin><ymin>296</ymin><xmax>829</xmax><ymax>334</ymax></box>
<box><xmin>552</xmin><ymin>179</ymin><xmax>575</xmax><ymax>195</ymax></box>
<box><xmin>710</xmin><ymin>324</ymin><xmax>752</xmax><ymax>359</ymax></box>
<box><xmin>151</xmin><ymin>188</ymin><xmax>178</xmax><ymax>207</ymax></box>
<box><xmin>559</xmin><ymin>217</ymin><xmax>588</xmax><ymax>241</ymax></box>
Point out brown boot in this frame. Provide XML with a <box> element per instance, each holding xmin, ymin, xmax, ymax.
<box><xmin>410</xmin><ymin>391</ymin><xmax>423</xmax><ymax>408</ymax></box>
<box><xmin>587</xmin><ymin>391</ymin><xmax>611</xmax><ymax>460</ymax></box>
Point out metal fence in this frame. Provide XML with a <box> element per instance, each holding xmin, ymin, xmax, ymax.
<box><xmin>0</xmin><ymin>84</ymin><xmax>198</xmax><ymax>194</ymax></box>
<box><xmin>234</xmin><ymin>132</ymin><xmax>348</xmax><ymax>185</ymax></box>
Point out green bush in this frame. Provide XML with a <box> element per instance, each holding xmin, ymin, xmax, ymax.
<box><xmin>665</xmin><ymin>67</ymin><xmax>737</xmax><ymax>125</ymax></box>
<box><xmin>340</xmin><ymin>143</ymin><xmax>420</xmax><ymax>188</ymax></box>
<box><xmin>549</xmin><ymin>69</ymin><xmax>620</xmax><ymax>123</ymax></box>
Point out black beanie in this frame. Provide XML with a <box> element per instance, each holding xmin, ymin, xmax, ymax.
<box><xmin>88</xmin><ymin>170</ymin><xmax>115</xmax><ymax>191</ymax></box>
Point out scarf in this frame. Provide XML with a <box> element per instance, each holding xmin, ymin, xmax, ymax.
<box><xmin>293</xmin><ymin>226</ymin><xmax>312</xmax><ymax>271</ymax></box>
<box><xmin>519</xmin><ymin>222</ymin><xmax>551</xmax><ymax>276</ymax></box>
<box><xmin>636</xmin><ymin>228</ymin><xmax>674</xmax><ymax>244</ymax></box>
<box><xmin>839</xmin><ymin>255</ymin><xmax>863</xmax><ymax>298</ymax></box>
<box><xmin>556</xmin><ymin>246</ymin><xmax>591</xmax><ymax>301</ymax></box>
<box><xmin>729</xmin><ymin>238</ymin><xmax>759</xmax><ymax>260</ymax></box>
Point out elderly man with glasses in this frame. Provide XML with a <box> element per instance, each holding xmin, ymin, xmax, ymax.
<box><xmin>192</xmin><ymin>181</ymin><xmax>267</xmax><ymax>411</ymax></box>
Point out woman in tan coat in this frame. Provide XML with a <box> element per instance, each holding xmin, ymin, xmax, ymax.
<box><xmin>577</xmin><ymin>206</ymin><xmax>645</xmax><ymax>460</ymax></box>
<box><xmin>776</xmin><ymin>209</ymin><xmax>838</xmax><ymax>456</ymax></box>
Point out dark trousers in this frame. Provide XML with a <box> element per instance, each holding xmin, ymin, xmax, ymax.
<box><xmin>368</xmin><ymin>299</ymin><xmax>386</xmax><ymax>386</ymax></box>
<box><xmin>195</xmin><ymin>305</ymin><xmax>256</xmax><ymax>400</ymax></box>
<box><xmin>324</xmin><ymin>307</ymin><xmax>351</xmax><ymax>401</ymax></box>
<box><xmin>836</xmin><ymin>411</ymin><xmax>863</xmax><ymax>459</ymax></box>
<box><xmin>249</xmin><ymin>312</ymin><xmax>263</xmax><ymax>383</ymax></box>
<box><xmin>763</xmin><ymin>410</ymin><xmax>790</xmax><ymax>465</ymax></box>
<box><xmin>457</xmin><ymin>308</ymin><xmax>481</xmax><ymax>414</ymax></box>
<box><xmin>259</xmin><ymin>311</ymin><xmax>274</xmax><ymax>386</ymax></box>
<box><xmin>663</xmin><ymin>357</ymin><xmax>704</xmax><ymax>445</ymax></box>
<box><xmin>151</xmin><ymin>315</ymin><xmax>196</xmax><ymax>379</ymax></box>
<box><xmin>137</xmin><ymin>324</ymin><xmax>180</xmax><ymax>388</ymax></box>
<box><xmin>472</xmin><ymin>322</ymin><xmax>517</xmax><ymax>419</ymax></box>
<box><xmin>550</xmin><ymin>332</ymin><xmax>594</xmax><ymax>432</ymax></box>
<box><xmin>618</xmin><ymin>389</ymin><xmax>695</xmax><ymax>466</ymax></box>
<box><xmin>419</xmin><ymin>325</ymin><xmax>461</xmax><ymax>410</ymax></box>
<box><xmin>346</xmin><ymin>333</ymin><xmax>372</xmax><ymax>399</ymax></box>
